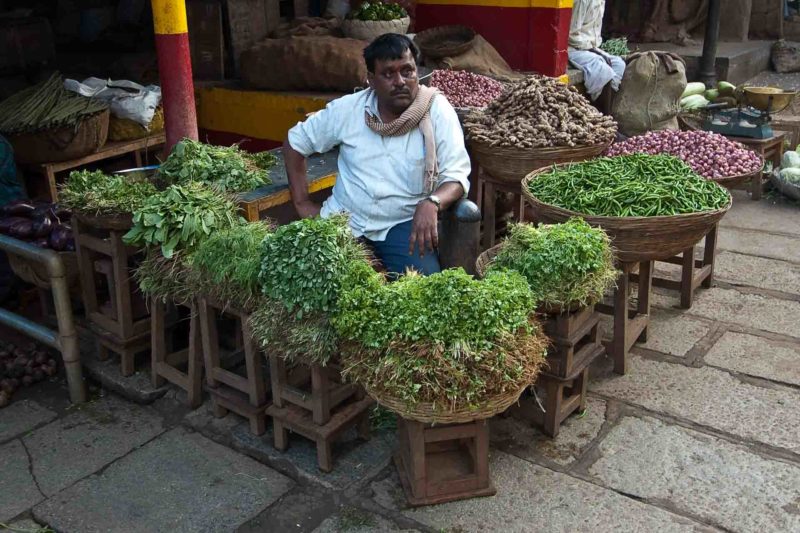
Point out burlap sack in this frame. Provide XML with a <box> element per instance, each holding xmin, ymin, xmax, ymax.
<box><xmin>430</xmin><ymin>35</ymin><xmax>521</xmax><ymax>80</ymax></box>
<box><xmin>240</xmin><ymin>36</ymin><xmax>368</xmax><ymax>92</ymax></box>
<box><xmin>611</xmin><ymin>51</ymin><xmax>687</xmax><ymax>137</ymax></box>
<box><xmin>772</xmin><ymin>40</ymin><xmax>800</xmax><ymax>74</ymax></box>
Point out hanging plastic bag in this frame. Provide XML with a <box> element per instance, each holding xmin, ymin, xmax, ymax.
<box><xmin>64</xmin><ymin>77</ymin><xmax>161</xmax><ymax>128</ymax></box>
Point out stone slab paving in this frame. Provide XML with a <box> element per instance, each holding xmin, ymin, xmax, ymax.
<box><xmin>0</xmin><ymin>440</ymin><xmax>44</xmax><ymax>523</ymax></box>
<box><xmin>587</xmin><ymin>416</ymin><xmax>800</xmax><ymax>533</ymax></box>
<box><xmin>686</xmin><ymin>287</ymin><xmax>800</xmax><ymax>339</ymax></box>
<box><xmin>704</xmin><ymin>331</ymin><xmax>800</xmax><ymax>386</ymax></box>
<box><xmin>232</xmin><ymin>423</ymin><xmax>395</xmax><ymax>490</ymax></box>
<box><xmin>313</xmin><ymin>508</ymin><xmax>419</xmax><ymax>533</ymax></box>
<box><xmin>714</xmin><ymin>251</ymin><xmax>800</xmax><ymax>296</ymax></box>
<box><xmin>33</xmin><ymin>428</ymin><xmax>294</xmax><ymax>533</ymax></box>
<box><xmin>0</xmin><ymin>400</ymin><xmax>57</xmax><ymax>443</ymax></box>
<box><xmin>22</xmin><ymin>395</ymin><xmax>165</xmax><ymax>496</ymax></box>
<box><xmin>717</xmin><ymin>226</ymin><xmax>800</xmax><ymax>263</ymax></box>
<box><xmin>371</xmin><ymin>451</ymin><xmax>709</xmax><ymax>532</ymax></box>
<box><xmin>720</xmin><ymin>190</ymin><xmax>800</xmax><ymax>235</ymax></box>
<box><xmin>590</xmin><ymin>355</ymin><xmax>800</xmax><ymax>455</ymax></box>
<box><xmin>81</xmin><ymin>355</ymin><xmax>168</xmax><ymax>404</ymax></box>
<box><xmin>491</xmin><ymin>397</ymin><xmax>606</xmax><ymax>467</ymax></box>
<box><xmin>637</xmin><ymin>310</ymin><xmax>711</xmax><ymax>358</ymax></box>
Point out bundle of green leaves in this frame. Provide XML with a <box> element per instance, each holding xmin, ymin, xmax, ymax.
<box><xmin>59</xmin><ymin>170</ymin><xmax>157</xmax><ymax>216</ymax></box>
<box><xmin>158</xmin><ymin>138</ymin><xmax>275</xmax><ymax>193</ymax></box>
<box><xmin>123</xmin><ymin>182</ymin><xmax>240</xmax><ymax>259</ymax></box>
<box><xmin>336</xmin><ymin>268</ymin><xmax>546</xmax><ymax>409</ymax></box>
<box><xmin>189</xmin><ymin>221</ymin><xmax>273</xmax><ymax>310</ymax></box>
<box><xmin>487</xmin><ymin>219</ymin><xmax>617</xmax><ymax>310</ymax></box>
<box><xmin>259</xmin><ymin>214</ymin><xmax>373</xmax><ymax>318</ymax></box>
<box><xmin>248</xmin><ymin>304</ymin><xmax>340</xmax><ymax>366</ymax></box>
<box><xmin>134</xmin><ymin>250</ymin><xmax>194</xmax><ymax>304</ymax></box>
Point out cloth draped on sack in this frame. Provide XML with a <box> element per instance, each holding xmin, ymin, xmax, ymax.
<box><xmin>568</xmin><ymin>48</ymin><xmax>625</xmax><ymax>100</ymax></box>
<box><xmin>365</xmin><ymin>86</ymin><xmax>439</xmax><ymax>193</ymax></box>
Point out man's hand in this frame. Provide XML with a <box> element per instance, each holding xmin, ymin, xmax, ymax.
<box><xmin>294</xmin><ymin>199</ymin><xmax>321</xmax><ymax>219</ymax></box>
<box><xmin>409</xmin><ymin>199</ymin><xmax>439</xmax><ymax>257</ymax></box>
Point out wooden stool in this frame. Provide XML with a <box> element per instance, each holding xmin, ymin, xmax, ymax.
<box><xmin>597</xmin><ymin>261</ymin><xmax>653</xmax><ymax>375</ymax></box>
<box><xmin>530</xmin><ymin>368</ymin><xmax>589</xmax><ymax>438</ymax></box>
<box><xmin>476</xmin><ymin>172</ymin><xmax>526</xmax><ymax>249</ymax></box>
<box><xmin>541</xmin><ymin>305</ymin><xmax>605</xmax><ymax>378</ymax></box>
<box><xmin>726</xmin><ymin>132</ymin><xmax>786</xmax><ymax>200</ymax></box>
<box><xmin>150</xmin><ymin>297</ymin><xmax>203</xmax><ymax>408</ymax></box>
<box><xmin>395</xmin><ymin>418</ymin><xmax>495</xmax><ymax>506</ymax></box>
<box><xmin>198</xmin><ymin>297</ymin><xmax>269</xmax><ymax>435</ymax></box>
<box><xmin>73</xmin><ymin>215</ymin><xmax>149</xmax><ymax>376</ymax></box>
<box><xmin>91</xmin><ymin>323</ymin><xmax>150</xmax><ymax>376</ymax></box>
<box><xmin>636</xmin><ymin>225</ymin><xmax>717</xmax><ymax>310</ymax></box>
<box><xmin>267</xmin><ymin>356</ymin><xmax>373</xmax><ymax>472</ymax></box>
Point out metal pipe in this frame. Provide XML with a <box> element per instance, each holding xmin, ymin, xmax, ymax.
<box><xmin>151</xmin><ymin>0</ymin><xmax>198</xmax><ymax>152</ymax></box>
<box><xmin>699</xmin><ymin>0</ymin><xmax>721</xmax><ymax>86</ymax></box>
<box><xmin>0</xmin><ymin>308</ymin><xmax>59</xmax><ymax>346</ymax></box>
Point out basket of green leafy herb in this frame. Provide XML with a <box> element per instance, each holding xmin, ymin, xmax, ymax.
<box><xmin>342</xmin><ymin>3</ymin><xmax>409</xmax><ymax>41</ymax></box>
<box><xmin>522</xmin><ymin>154</ymin><xmax>732</xmax><ymax>263</ymax></box>
<box><xmin>123</xmin><ymin>182</ymin><xmax>240</xmax><ymax>259</ymax></box>
<box><xmin>157</xmin><ymin>138</ymin><xmax>276</xmax><ymax>193</ymax></box>
<box><xmin>599</xmin><ymin>37</ymin><xmax>630</xmax><ymax>57</ymax></box>
<box><xmin>249</xmin><ymin>215</ymin><xmax>375</xmax><ymax>366</ymax></box>
<box><xmin>60</xmin><ymin>170</ymin><xmax>158</xmax><ymax>228</ymax></box>
<box><xmin>477</xmin><ymin>219</ymin><xmax>617</xmax><ymax>313</ymax></box>
<box><xmin>336</xmin><ymin>268</ymin><xmax>547</xmax><ymax>424</ymax></box>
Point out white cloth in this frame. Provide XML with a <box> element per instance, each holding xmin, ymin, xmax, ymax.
<box><xmin>568</xmin><ymin>0</ymin><xmax>605</xmax><ymax>51</ymax></box>
<box><xmin>64</xmin><ymin>77</ymin><xmax>161</xmax><ymax>127</ymax></box>
<box><xmin>288</xmin><ymin>89</ymin><xmax>471</xmax><ymax>241</ymax></box>
<box><xmin>569</xmin><ymin>49</ymin><xmax>625</xmax><ymax>101</ymax></box>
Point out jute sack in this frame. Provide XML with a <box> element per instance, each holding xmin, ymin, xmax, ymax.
<box><xmin>432</xmin><ymin>35</ymin><xmax>522</xmax><ymax>80</ymax></box>
<box><xmin>240</xmin><ymin>36</ymin><xmax>368</xmax><ymax>92</ymax></box>
<box><xmin>611</xmin><ymin>51</ymin><xmax>686</xmax><ymax>137</ymax></box>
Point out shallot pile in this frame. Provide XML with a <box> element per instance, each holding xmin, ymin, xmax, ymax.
<box><xmin>605</xmin><ymin>130</ymin><xmax>763</xmax><ymax>179</ymax></box>
<box><xmin>430</xmin><ymin>69</ymin><xmax>504</xmax><ymax>108</ymax></box>
<box><xmin>0</xmin><ymin>341</ymin><xmax>58</xmax><ymax>408</ymax></box>
<box><xmin>465</xmin><ymin>75</ymin><xmax>617</xmax><ymax>149</ymax></box>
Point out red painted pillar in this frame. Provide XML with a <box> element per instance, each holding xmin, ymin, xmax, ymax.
<box><xmin>151</xmin><ymin>0</ymin><xmax>198</xmax><ymax>151</ymax></box>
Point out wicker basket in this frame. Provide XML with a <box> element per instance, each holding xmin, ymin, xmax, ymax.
<box><xmin>8</xmin><ymin>109</ymin><xmax>110</xmax><ymax>165</ymax></box>
<box><xmin>8</xmin><ymin>250</ymin><xmax>80</xmax><ymax>291</ymax></box>
<box><xmin>364</xmin><ymin>381</ymin><xmax>529</xmax><ymax>424</ymax></box>
<box><xmin>341</xmin><ymin>16</ymin><xmax>410</xmax><ymax>41</ymax></box>
<box><xmin>714</xmin><ymin>159</ymin><xmax>764</xmax><ymax>189</ymax></box>
<box><xmin>108</xmin><ymin>106</ymin><xmax>165</xmax><ymax>142</ymax></box>
<box><xmin>414</xmin><ymin>25</ymin><xmax>476</xmax><ymax>59</ymax></box>
<box><xmin>770</xmin><ymin>170</ymin><xmax>800</xmax><ymax>201</ymax></box>
<box><xmin>521</xmin><ymin>165</ymin><xmax>732</xmax><ymax>263</ymax></box>
<box><xmin>470</xmin><ymin>140</ymin><xmax>612</xmax><ymax>184</ymax></box>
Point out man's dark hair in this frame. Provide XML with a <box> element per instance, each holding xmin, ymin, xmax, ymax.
<box><xmin>363</xmin><ymin>33</ymin><xmax>419</xmax><ymax>73</ymax></box>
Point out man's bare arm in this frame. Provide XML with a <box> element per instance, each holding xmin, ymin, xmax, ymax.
<box><xmin>284</xmin><ymin>140</ymin><xmax>321</xmax><ymax>218</ymax></box>
<box><xmin>409</xmin><ymin>181</ymin><xmax>464</xmax><ymax>256</ymax></box>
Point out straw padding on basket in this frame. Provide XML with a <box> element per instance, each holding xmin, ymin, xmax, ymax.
<box><xmin>521</xmin><ymin>165</ymin><xmax>732</xmax><ymax>263</ymax></box>
<box><xmin>469</xmin><ymin>140</ymin><xmax>612</xmax><ymax>183</ymax></box>
<box><xmin>364</xmin><ymin>382</ymin><xmax>529</xmax><ymax>425</ymax></box>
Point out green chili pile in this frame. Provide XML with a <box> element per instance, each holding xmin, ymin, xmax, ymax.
<box><xmin>527</xmin><ymin>154</ymin><xmax>731</xmax><ymax>217</ymax></box>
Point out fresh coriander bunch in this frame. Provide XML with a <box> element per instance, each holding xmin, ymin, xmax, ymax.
<box><xmin>487</xmin><ymin>219</ymin><xmax>617</xmax><ymax>310</ymax></box>
<box><xmin>158</xmin><ymin>138</ymin><xmax>274</xmax><ymax>193</ymax></box>
<box><xmin>59</xmin><ymin>169</ymin><xmax>157</xmax><ymax>216</ymax></box>
<box><xmin>123</xmin><ymin>181</ymin><xmax>240</xmax><ymax>259</ymax></box>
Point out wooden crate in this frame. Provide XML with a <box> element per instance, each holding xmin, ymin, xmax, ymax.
<box><xmin>198</xmin><ymin>296</ymin><xmax>270</xmax><ymax>435</ymax></box>
<box><xmin>266</xmin><ymin>356</ymin><xmax>373</xmax><ymax>472</ymax></box>
<box><xmin>395</xmin><ymin>418</ymin><xmax>495</xmax><ymax>506</ymax></box>
<box><xmin>541</xmin><ymin>305</ymin><xmax>604</xmax><ymax>378</ymax></box>
<box><xmin>151</xmin><ymin>298</ymin><xmax>204</xmax><ymax>408</ymax></box>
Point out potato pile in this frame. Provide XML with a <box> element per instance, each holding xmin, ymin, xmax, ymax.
<box><xmin>0</xmin><ymin>341</ymin><xmax>58</xmax><ymax>407</ymax></box>
<box><xmin>465</xmin><ymin>75</ymin><xmax>617</xmax><ymax>149</ymax></box>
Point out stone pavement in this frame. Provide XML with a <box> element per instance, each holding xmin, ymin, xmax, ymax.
<box><xmin>1</xmin><ymin>189</ymin><xmax>799</xmax><ymax>533</ymax></box>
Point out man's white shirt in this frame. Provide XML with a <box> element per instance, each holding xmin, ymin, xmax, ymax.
<box><xmin>287</xmin><ymin>89</ymin><xmax>471</xmax><ymax>241</ymax></box>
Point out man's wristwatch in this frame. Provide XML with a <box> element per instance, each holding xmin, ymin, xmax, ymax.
<box><xmin>424</xmin><ymin>194</ymin><xmax>441</xmax><ymax>211</ymax></box>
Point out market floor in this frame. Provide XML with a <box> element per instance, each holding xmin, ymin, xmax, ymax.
<box><xmin>1</xmin><ymin>189</ymin><xmax>799</xmax><ymax>533</ymax></box>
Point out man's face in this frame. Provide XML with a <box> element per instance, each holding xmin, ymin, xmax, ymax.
<box><xmin>368</xmin><ymin>49</ymin><xmax>419</xmax><ymax>114</ymax></box>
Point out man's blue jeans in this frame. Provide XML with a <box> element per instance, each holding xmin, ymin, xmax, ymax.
<box><xmin>366</xmin><ymin>220</ymin><xmax>441</xmax><ymax>278</ymax></box>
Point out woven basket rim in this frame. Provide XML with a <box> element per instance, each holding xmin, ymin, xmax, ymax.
<box><xmin>469</xmin><ymin>138</ymin><xmax>613</xmax><ymax>156</ymax></box>
<box><xmin>414</xmin><ymin>25</ymin><xmax>476</xmax><ymax>59</ymax></box>
<box><xmin>521</xmin><ymin>164</ymin><xmax>733</xmax><ymax>224</ymax></box>
<box><xmin>341</xmin><ymin>15</ymin><xmax>410</xmax><ymax>26</ymax></box>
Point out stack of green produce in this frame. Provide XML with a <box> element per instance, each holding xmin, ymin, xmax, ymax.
<box><xmin>680</xmin><ymin>80</ymin><xmax>737</xmax><ymax>111</ymax></box>
<box><xmin>158</xmin><ymin>138</ymin><xmax>276</xmax><ymax>192</ymax></box>
<box><xmin>335</xmin><ymin>267</ymin><xmax>546</xmax><ymax>411</ymax></box>
<box><xmin>487</xmin><ymin>219</ymin><xmax>617</xmax><ymax>311</ymax></box>
<box><xmin>599</xmin><ymin>37</ymin><xmax>630</xmax><ymax>56</ymax></box>
<box><xmin>527</xmin><ymin>154</ymin><xmax>730</xmax><ymax>217</ymax></box>
<box><xmin>59</xmin><ymin>170</ymin><xmax>157</xmax><ymax>216</ymax></box>
<box><xmin>0</xmin><ymin>73</ymin><xmax>108</xmax><ymax>134</ymax></box>
<box><xmin>348</xmin><ymin>2</ymin><xmax>407</xmax><ymax>20</ymax></box>
<box><xmin>249</xmin><ymin>215</ymin><xmax>374</xmax><ymax>365</ymax></box>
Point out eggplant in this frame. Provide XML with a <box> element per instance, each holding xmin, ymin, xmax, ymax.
<box><xmin>8</xmin><ymin>218</ymin><xmax>34</xmax><ymax>239</ymax></box>
<box><xmin>31</xmin><ymin>215</ymin><xmax>54</xmax><ymax>238</ymax></box>
<box><xmin>49</xmin><ymin>224</ymin><xmax>71</xmax><ymax>251</ymax></box>
<box><xmin>33</xmin><ymin>237</ymin><xmax>50</xmax><ymax>248</ymax></box>
<box><xmin>65</xmin><ymin>238</ymin><xmax>76</xmax><ymax>252</ymax></box>
<box><xmin>0</xmin><ymin>216</ymin><xmax>28</xmax><ymax>235</ymax></box>
<box><xmin>0</xmin><ymin>200</ymin><xmax>36</xmax><ymax>217</ymax></box>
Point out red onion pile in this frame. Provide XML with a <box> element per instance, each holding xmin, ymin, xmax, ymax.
<box><xmin>430</xmin><ymin>69</ymin><xmax>504</xmax><ymax>108</ymax></box>
<box><xmin>605</xmin><ymin>130</ymin><xmax>762</xmax><ymax>179</ymax></box>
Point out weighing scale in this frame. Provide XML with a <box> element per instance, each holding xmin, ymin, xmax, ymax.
<box><xmin>701</xmin><ymin>86</ymin><xmax>797</xmax><ymax>139</ymax></box>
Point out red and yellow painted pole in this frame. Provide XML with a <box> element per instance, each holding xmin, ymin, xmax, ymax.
<box><xmin>151</xmin><ymin>0</ymin><xmax>198</xmax><ymax>151</ymax></box>
<box><xmin>416</xmin><ymin>0</ymin><xmax>573</xmax><ymax>76</ymax></box>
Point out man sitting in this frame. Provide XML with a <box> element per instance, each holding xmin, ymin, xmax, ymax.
<box><xmin>283</xmin><ymin>33</ymin><xmax>471</xmax><ymax>277</ymax></box>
